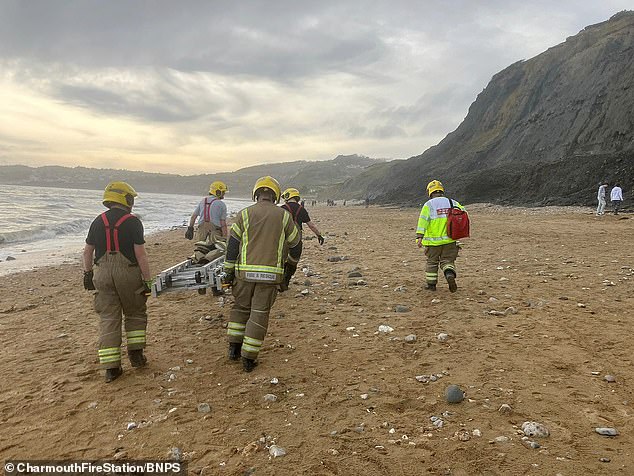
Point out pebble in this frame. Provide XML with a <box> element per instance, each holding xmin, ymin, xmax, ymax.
<box><xmin>436</xmin><ymin>333</ymin><xmax>449</xmax><ymax>342</ymax></box>
<box><xmin>6</xmin><ymin>256</ymin><xmax>16</xmax><ymax>261</ymax></box>
<box><xmin>577</xmin><ymin>303</ymin><xmax>586</xmax><ymax>308</ymax></box>
<box><xmin>499</xmin><ymin>277</ymin><xmax>509</xmax><ymax>282</ymax></box>
<box><xmin>599</xmin><ymin>457</ymin><xmax>611</xmax><ymax>463</ymax></box>
<box><xmin>504</xmin><ymin>307</ymin><xmax>517</xmax><ymax>315</ymax></box>
<box><xmin>394</xmin><ymin>285</ymin><xmax>407</xmax><ymax>292</ymax></box>
<box><xmin>301</xmin><ymin>289</ymin><xmax>309</xmax><ymax>295</ymax></box>
<box><xmin>488</xmin><ymin>310</ymin><xmax>505</xmax><ymax>316</ymax></box>
<box><xmin>126</xmin><ymin>422</ymin><xmax>137</xmax><ymax>431</ymax></box>
<box><xmin>488</xmin><ymin>297</ymin><xmax>498</xmax><ymax>302</ymax></box>
<box><xmin>378</xmin><ymin>325</ymin><xmax>394</xmax><ymax>333</ymax></box>
<box><xmin>328</xmin><ymin>256</ymin><xmax>344</xmax><ymax>262</ymax></box>
<box><xmin>263</xmin><ymin>394</ymin><xmax>278</xmax><ymax>402</ymax></box>
<box><xmin>498</xmin><ymin>403</ymin><xmax>512</xmax><ymax>414</ymax></box>
<box><xmin>197</xmin><ymin>403</ymin><xmax>211</xmax><ymax>413</ymax></box>
<box><xmin>270</xmin><ymin>377</ymin><xmax>279</xmax><ymax>385</ymax></box>
<box><xmin>268</xmin><ymin>445</ymin><xmax>286</xmax><ymax>457</ymax></box>
<box><xmin>494</xmin><ymin>436</ymin><xmax>510</xmax><ymax>443</ymax></box>
<box><xmin>595</xmin><ymin>427</ymin><xmax>618</xmax><ymax>436</ymax></box>
<box><xmin>404</xmin><ymin>334</ymin><xmax>417</xmax><ymax>343</ymax></box>
<box><xmin>472</xmin><ymin>429</ymin><xmax>482</xmax><ymax>437</ymax></box>
<box><xmin>477</xmin><ymin>290</ymin><xmax>486</xmax><ymax>295</ymax></box>
<box><xmin>167</xmin><ymin>447</ymin><xmax>182</xmax><ymax>461</ymax></box>
<box><xmin>431</xmin><ymin>298</ymin><xmax>441</xmax><ymax>304</ymax></box>
<box><xmin>604</xmin><ymin>375</ymin><xmax>616</xmax><ymax>383</ymax></box>
<box><xmin>185</xmin><ymin>359</ymin><xmax>194</xmax><ymax>364</ymax></box>
<box><xmin>521</xmin><ymin>421</ymin><xmax>550</xmax><ymax>438</ymax></box>
<box><xmin>394</xmin><ymin>305</ymin><xmax>410</xmax><ymax>313</ymax></box>
<box><xmin>445</xmin><ymin>384</ymin><xmax>465</xmax><ymax>403</ymax></box>
<box><xmin>348</xmin><ymin>271</ymin><xmax>363</xmax><ymax>278</ymax></box>
<box><xmin>523</xmin><ymin>440</ymin><xmax>541</xmax><ymax>449</ymax></box>
<box><xmin>360</xmin><ymin>394</ymin><xmax>369</xmax><ymax>400</ymax></box>
<box><xmin>88</xmin><ymin>402</ymin><xmax>98</xmax><ymax>409</ymax></box>
<box><xmin>328</xmin><ymin>449</ymin><xmax>339</xmax><ymax>456</ymax></box>
<box><xmin>346</xmin><ymin>326</ymin><xmax>356</xmax><ymax>331</ymax></box>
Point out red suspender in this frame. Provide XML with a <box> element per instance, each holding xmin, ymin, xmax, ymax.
<box><xmin>282</xmin><ymin>203</ymin><xmax>302</xmax><ymax>223</ymax></box>
<box><xmin>203</xmin><ymin>197</ymin><xmax>216</xmax><ymax>222</ymax></box>
<box><xmin>100</xmin><ymin>213</ymin><xmax>133</xmax><ymax>252</ymax></box>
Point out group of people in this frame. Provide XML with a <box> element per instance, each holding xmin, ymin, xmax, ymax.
<box><xmin>596</xmin><ymin>182</ymin><xmax>624</xmax><ymax>215</ymax></box>
<box><xmin>82</xmin><ymin>177</ymin><xmax>465</xmax><ymax>381</ymax></box>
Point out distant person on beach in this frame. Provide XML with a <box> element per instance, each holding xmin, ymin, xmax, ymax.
<box><xmin>596</xmin><ymin>182</ymin><xmax>608</xmax><ymax>216</ymax></box>
<box><xmin>223</xmin><ymin>176</ymin><xmax>302</xmax><ymax>372</ymax></box>
<box><xmin>365</xmin><ymin>196</ymin><xmax>370</xmax><ymax>208</ymax></box>
<box><xmin>83</xmin><ymin>182</ymin><xmax>153</xmax><ymax>383</ymax></box>
<box><xmin>186</xmin><ymin>181</ymin><xmax>228</xmax><ymax>242</ymax></box>
<box><xmin>281</xmin><ymin>188</ymin><xmax>324</xmax><ymax>244</ymax></box>
<box><xmin>416</xmin><ymin>180</ymin><xmax>466</xmax><ymax>293</ymax></box>
<box><xmin>611</xmin><ymin>183</ymin><xmax>623</xmax><ymax>215</ymax></box>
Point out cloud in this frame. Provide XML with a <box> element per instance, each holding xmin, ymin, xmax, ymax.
<box><xmin>0</xmin><ymin>0</ymin><xmax>631</xmax><ymax>172</ymax></box>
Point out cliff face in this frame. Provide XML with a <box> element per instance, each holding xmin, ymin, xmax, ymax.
<box><xmin>341</xmin><ymin>11</ymin><xmax>634</xmax><ymax>205</ymax></box>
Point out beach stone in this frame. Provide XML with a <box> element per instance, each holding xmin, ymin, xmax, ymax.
<box><xmin>404</xmin><ymin>334</ymin><xmax>417</xmax><ymax>343</ymax></box>
<box><xmin>167</xmin><ymin>447</ymin><xmax>182</xmax><ymax>461</ymax></box>
<box><xmin>263</xmin><ymin>394</ymin><xmax>278</xmax><ymax>402</ymax></box>
<box><xmin>270</xmin><ymin>377</ymin><xmax>279</xmax><ymax>385</ymax></box>
<box><xmin>523</xmin><ymin>440</ymin><xmax>541</xmax><ymax>449</ymax></box>
<box><xmin>521</xmin><ymin>421</ymin><xmax>549</xmax><ymax>438</ymax></box>
<box><xmin>437</xmin><ymin>333</ymin><xmax>449</xmax><ymax>342</ymax></box>
<box><xmin>504</xmin><ymin>307</ymin><xmax>517</xmax><ymax>315</ymax></box>
<box><xmin>604</xmin><ymin>375</ymin><xmax>616</xmax><ymax>383</ymax></box>
<box><xmin>595</xmin><ymin>427</ymin><xmax>618</xmax><ymax>436</ymax></box>
<box><xmin>328</xmin><ymin>256</ymin><xmax>343</xmax><ymax>262</ymax></box>
<box><xmin>360</xmin><ymin>394</ymin><xmax>369</xmax><ymax>400</ymax></box>
<box><xmin>126</xmin><ymin>422</ymin><xmax>137</xmax><ymax>431</ymax></box>
<box><xmin>88</xmin><ymin>402</ymin><xmax>98</xmax><ymax>409</ymax></box>
<box><xmin>498</xmin><ymin>404</ymin><xmax>512</xmax><ymax>414</ymax></box>
<box><xmin>348</xmin><ymin>271</ymin><xmax>363</xmax><ymax>278</ymax></box>
<box><xmin>269</xmin><ymin>445</ymin><xmax>286</xmax><ymax>457</ymax></box>
<box><xmin>395</xmin><ymin>305</ymin><xmax>410</xmax><ymax>313</ymax></box>
<box><xmin>494</xmin><ymin>436</ymin><xmax>510</xmax><ymax>443</ymax></box>
<box><xmin>599</xmin><ymin>457</ymin><xmax>611</xmax><ymax>463</ymax></box>
<box><xmin>197</xmin><ymin>403</ymin><xmax>211</xmax><ymax>413</ymax></box>
<box><xmin>378</xmin><ymin>325</ymin><xmax>394</xmax><ymax>333</ymax></box>
<box><xmin>445</xmin><ymin>384</ymin><xmax>465</xmax><ymax>403</ymax></box>
<box><xmin>6</xmin><ymin>256</ymin><xmax>16</xmax><ymax>261</ymax></box>
<box><xmin>394</xmin><ymin>285</ymin><xmax>407</xmax><ymax>292</ymax></box>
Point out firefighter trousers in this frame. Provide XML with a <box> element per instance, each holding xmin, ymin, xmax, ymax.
<box><xmin>196</xmin><ymin>222</ymin><xmax>223</xmax><ymax>242</ymax></box>
<box><xmin>93</xmin><ymin>253</ymin><xmax>148</xmax><ymax>369</ymax></box>
<box><xmin>424</xmin><ymin>242</ymin><xmax>459</xmax><ymax>285</ymax></box>
<box><xmin>227</xmin><ymin>279</ymin><xmax>278</xmax><ymax>361</ymax></box>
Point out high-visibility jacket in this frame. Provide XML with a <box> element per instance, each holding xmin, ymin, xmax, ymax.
<box><xmin>226</xmin><ymin>201</ymin><xmax>300</xmax><ymax>283</ymax></box>
<box><xmin>416</xmin><ymin>196</ymin><xmax>465</xmax><ymax>246</ymax></box>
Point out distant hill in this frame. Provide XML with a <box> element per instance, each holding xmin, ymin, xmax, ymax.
<box><xmin>337</xmin><ymin>11</ymin><xmax>634</xmax><ymax>206</ymax></box>
<box><xmin>0</xmin><ymin>155</ymin><xmax>384</xmax><ymax>198</ymax></box>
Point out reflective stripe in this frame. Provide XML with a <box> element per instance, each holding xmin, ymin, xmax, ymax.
<box><xmin>286</xmin><ymin>221</ymin><xmax>298</xmax><ymax>244</ymax></box>
<box><xmin>230</xmin><ymin>223</ymin><xmax>242</xmax><ymax>235</ymax></box>
<box><xmin>228</xmin><ymin>322</ymin><xmax>246</xmax><ymax>330</ymax></box>
<box><xmin>227</xmin><ymin>329</ymin><xmax>245</xmax><ymax>337</ymax></box>
<box><xmin>241</xmin><ymin>343</ymin><xmax>261</xmax><ymax>353</ymax></box>
<box><xmin>127</xmin><ymin>339</ymin><xmax>146</xmax><ymax>345</ymax></box>
<box><xmin>236</xmin><ymin>264</ymin><xmax>284</xmax><ymax>274</ymax></box>
<box><xmin>243</xmin><ymin>336</ymin><xmax>263</xmax><ymax>346</ymax></box>
<box><xmin>98</xmin><ymin>347</ymin><xmax>120</xmax><ymax>356</ymax></box>
<box><xmin>100</xmin><ymin>355</ymin><xmax>122</xmax><ymax>364</ymax></box>
<box><xmin>425</xmin><ymin>273</ymin><xmax>438</xmax><ymax>277</ymax></box>
<box><xmin>424</xmin><ymin>235</ymin><xmax>452</xmax><ymax>242</ymax></box>
<box><xmin>277</xmin><ymin>212</ymin><xmax>289</xmax><ymax>270</ymax></box>
<box><xmin>240</xmin><ymin>209</ymin><xmax>249</xmax><ymax>265</ymax></box>
<box><xmin>126</xmin><ymin>330</ymin><xmax>146</xmax><ymax>337</ymax></box>
<box><xmin>224</xmin><ymin>261</ymin><xmax>235</xmax><ymax>270</ymax></box>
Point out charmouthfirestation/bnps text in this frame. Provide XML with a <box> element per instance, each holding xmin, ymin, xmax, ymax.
<box><xmin>4</xmin><ymin>461</ymin><xmax>186</xmax><ymax>476</ymax></box>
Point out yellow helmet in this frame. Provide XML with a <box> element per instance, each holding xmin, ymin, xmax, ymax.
<box><xmin>426</xmin><ymin>179</ymin><xmax>444</xmax><ymax>197</ymax></box>
<box><xmin>281</xmin><ymin>187</ymin><xmax>300</xmax><ymax>202</ymax></box>
<box><xmin>209</xmin><ymin>180</ymin><xmax>228</xmax><ymax>197</ymax></box>
<box><xmin>103</xmin><ymin>181</ymin><xmax>138</xmax><ymax>208</ymax></box>
<box><xmin>252</xmin><ymin>176</ymin><xmax>281</xmax><ymax>203</ymax></box>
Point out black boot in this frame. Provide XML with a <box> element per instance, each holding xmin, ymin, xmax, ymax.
<box><xmin>105</xmin><ymin>367</ymin><xmax>123</xmax><ymax>383</ymax></box>
<box><xmin>425</xmin><ymin>283</ymin><xmax>437</xmax><ymax>291</ymax></box>
<box><xmin>228</xmin><ymin>343</ymin><xmax>241</xmax><ymax>361</ymax></box>
<box><xmin>242</xmin><ymin>357</ymin><xmax>258</xmax><ymax>372</ymax></box>
<box><xmin>128</xmin><ymin>349</ymin><xmax>147</xmax><ymax>368</ymax></box>
<box><xmin>445</xmin><ymin>270</ymin><xmax>458</xmax><ymax>293</ymax></box>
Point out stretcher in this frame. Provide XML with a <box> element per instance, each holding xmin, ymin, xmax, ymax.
<box><xmin>151</xmin><ymin>255</ymin><xmax>226</xmax><ymax>297</ymax></box>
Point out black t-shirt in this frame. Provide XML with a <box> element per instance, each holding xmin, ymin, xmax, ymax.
<box><xmin>281</xmin><ymin>201</ymin><xmax>311</xmax><ymax>228</ymax></box>
<box><xmin>86</xmin><ymin>208</ymin><xmax>145</xmax><ymax>264</ymax></box>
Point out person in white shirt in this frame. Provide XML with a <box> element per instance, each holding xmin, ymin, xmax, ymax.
<box><xmin>610</xmin><ymin>183</ymin><xmax>623</xmax><ymax>215</ymax></box>
<box><xmin>186</xmin><ymin>181</ymin><xmax>229</xmax><ymax>242</ymax></box>
<box><xmin>596</xmin><ymin>182</ymin><xmax>608</xmax><ymax>216</ymax></box>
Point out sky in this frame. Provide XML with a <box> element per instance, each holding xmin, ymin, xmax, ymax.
<box><xmin>0</xmin><ymin>1</ymin><xmax>631</xmax><ymax>174</ymax></box>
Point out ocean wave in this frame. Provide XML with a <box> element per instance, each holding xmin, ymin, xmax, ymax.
<box><xmin>0</xmin><ymin>218</ymin><xmax>93</xmax><ymax>245</ymax></box>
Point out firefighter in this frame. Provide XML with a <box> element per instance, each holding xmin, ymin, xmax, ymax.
<box><xmin>280</xmin><ymin>188</ymin><xmax>324</xmax><ymax>244</ymax></box>
<box><xmin>186</xmin><ymin>181</ymin><xmax>228</xmax><ymax>242</ymax></box>
<box><xmin>223</xmin><ymin>176</ymin><xmax>302</xmax><ymax>372</ymax></box>
<box><xmin>416</xmin><ymin>180</ymin><xmax>466</xmax><ymax>293</ymax></box>
<box><xmin>83</xmin><ymin>182</ymin><xmax>152</xmax><ymax>382</ymax></box>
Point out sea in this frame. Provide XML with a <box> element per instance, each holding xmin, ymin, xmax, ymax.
<box><xmin>0</xmin><ymin>184</ymin><xmax>252</xmax><ymax>276</ymax></box>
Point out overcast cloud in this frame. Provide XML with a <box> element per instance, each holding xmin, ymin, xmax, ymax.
<box><xmin>0</xmin><ymin>0</ymin><xmax>631</xmax><ymax>173</ymax></box>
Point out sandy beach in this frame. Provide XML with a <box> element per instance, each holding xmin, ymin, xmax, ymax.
<box><xmin>1</xmin><ymin>204</ymin><xmax>633</xmax><ymax>475</ymax></box>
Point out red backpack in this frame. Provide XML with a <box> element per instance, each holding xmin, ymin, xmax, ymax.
<box><xmin>447</xmin><ymin>199</ymin><xmax>470</xmax><ymax>240</ymax></box>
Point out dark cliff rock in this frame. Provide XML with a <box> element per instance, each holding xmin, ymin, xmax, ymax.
<box><xmin>341</xmin><ymin>11</ymin><xmax>634</xmax><ymax>206</ymax></box>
